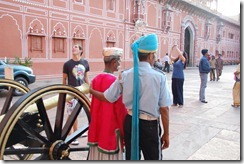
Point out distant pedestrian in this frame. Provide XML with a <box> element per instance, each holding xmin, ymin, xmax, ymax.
<box><xmin>154</xmin><ymin>58</ymin><xmax>163</xmax><ymax>70</ymax></box>
<box><xmin>231</xmin><ymin>59</ymin><xmax>240</xmax><ymax>108</ymax></box>
<box><xmin>198</xmin><ymin>49</ymin><xmax>210</xmax><ymax>103</ymax></box>
<box><xmin>163</xmin><ymin>53</ymin><xmax>170</xmax><ymax>73</ymax></box>
<box><xmin>216</xmin><ymin>54</ymin><xmax>224</xmax><ymax>81</ymax></box>
<box><xmin>209</xmin><ymin>55</ymin><xmax>216</xmax><ymax>81</ymax></box>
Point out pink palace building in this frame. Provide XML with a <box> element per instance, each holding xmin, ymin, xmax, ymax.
<box><xmin>0</xmin><ymin>0</ymin><xmax>240</xmax><ymax>79</ymax></box>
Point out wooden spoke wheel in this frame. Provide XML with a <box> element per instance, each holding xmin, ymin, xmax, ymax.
<box><xmin>0</xmin><ymin>84</ymin><xmax>91</xmax><ymax>160</ymax></box>
<box><xmin>0</xmin><ymin>79</ymin><xmax>30</xmax><ymax>115</ymax></box>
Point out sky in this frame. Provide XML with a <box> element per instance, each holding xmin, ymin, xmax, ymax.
<box><xmin>217</xmin><ymin>0</ymin><xmax>240</xmax><ymax>16</ymax></box>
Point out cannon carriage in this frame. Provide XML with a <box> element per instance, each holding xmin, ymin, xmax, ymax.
<box><xmin>0</xmin><ymin>79</ymin><xmax>91</xmax><ymax>160</ymax></box>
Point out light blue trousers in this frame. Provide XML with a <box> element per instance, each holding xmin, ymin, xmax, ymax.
<box><xmin>199</xmin><ymin>73</ymin><xmax>208</xmax><ymax>101</ymax></box>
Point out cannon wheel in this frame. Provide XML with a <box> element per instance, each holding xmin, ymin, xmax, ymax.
<box><xmin>0</xmin><ymin>79</ymin><xmax>30</xmax><ymax>115</ymax></box>
<box><xmin>0</xmin><ymin>84</ymin><xmax>91</xmax><ymax>160</ymax></box>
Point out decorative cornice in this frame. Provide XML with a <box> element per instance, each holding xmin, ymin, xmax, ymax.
<box><xmin>163</xmin><ymin>0</ymin><xmax>239</xmax><ymax>26</ymax></box>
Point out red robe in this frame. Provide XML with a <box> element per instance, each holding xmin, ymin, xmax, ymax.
<box><xmin>88</xmin><ymin>73</ymin><xmax>128</xmax><ymax>153</ymax></box>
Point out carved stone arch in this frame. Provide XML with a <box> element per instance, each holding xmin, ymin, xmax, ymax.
<box><xmin>182</xmin><ymin>15</ymin><xmax>195</xmax><ymax>26</ymax></box>
<box><xmin>106</xmin><ymin>30</ymin><xmax>116</xmax><ymax>42</ymax></box>
<box><xmin>89</xmin><ymin>27</ymin><xmax>103</xmax><ymax>43</ymax></box>
<box><xmin>88</xmin><ymin>27</ymin><xmax>103</xmax><ymax>58</ymax></box>
<box><xmin>28</xmin><ymin>18</ymin><xmax>45</xmax><ymax>35</ymax></box>
<box><xmin>73</xmin><ymin>25</ymin><xmax>85</xmax><ymax>38</ymax></box>
<box><xmin>0</xmin><ymin>14</ymin><xmax>22</xmax><ymax>58</ymax></box>
<box><xmin>72</xmin><ymin>25</ymin><xmax>86</xmax><ymax>56</ymax></box>
<box><xmin>52</xmin><ymin>22</ymin><xmax>67</xmax><ymax>56</ymax></box>
<box><xmin>181</xmin><ymin>16</ymin><xmax>198</xmax><ymax>67</ymax></box>
<box><xmin>160</xmin><ymin>37</ymin><xmax>169</xmax><ymax>58</ymax></box>
<box><xmin>27</xmin><ymin>18</ymin><xmax>46</xmax><ymax>58</ymax></box>
<box><xmin>129</xmin><ymin>34</ymin><xmax>141</xmax><ymax>58</ymax></box>
<box><xmin>129</xmin><ymin>33</ymin><xmax>140</xmax><ymax>44</ymax></box>
<box><xmin>52</xmin><ymin>22</ymin><xmax>67</xmax><ymax>36</ymax></box>
<box><xmin>0</xmin><ymin>14</ymin><xmax>22</xmax><ymax>39</ymax></box>
<box><xmin>161</xmin><ymin>37</ymin><xmax>169</xmax><ymax>46</ymax></box>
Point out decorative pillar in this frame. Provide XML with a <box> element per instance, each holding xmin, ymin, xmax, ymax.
<box><xmin>216</xmin><ymin>21</ymin><xmax>224</xmax><ymax>43</ymax></box>
<box><xmin>180</xmin><ymin>24</ymin><xmax>185</xmax><ymax>50</ymax></box>
<box><xmin>134</xmin><ymin>0</ymin><xmax>146</xmax><ymax>35</ymax></box>
<box><xmin>162</xmin><ymin>4</ymin><xmax>173</xmax><ymax>34</ymax></box>
<box><xmin>194</xmin><ymin>28</ymin><xmax>198</xmax><ymax>66</ymax></box>
<box><xmin>205</xmin><ymin>19</ymin><xmax>212</xmax><ymax>40</ymax></box>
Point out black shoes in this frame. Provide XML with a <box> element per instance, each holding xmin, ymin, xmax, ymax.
<box><xmin>201</xmin><ymin>100</ymin><xmax>208</xmax><ymax>103</ymax></box>
<box><xmin>231</xmin><ymin>104</ymin><xmax>240</xmax><ymax>108</ymax></box>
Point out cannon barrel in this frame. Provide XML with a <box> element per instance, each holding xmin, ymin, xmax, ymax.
<box><xmin>0</xmin><ymin>83</ymin><xmax>90</xmax><ymax>122</ymax></box>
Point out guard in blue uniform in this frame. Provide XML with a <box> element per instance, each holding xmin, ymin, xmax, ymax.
<box><xmin>90</xmin><ymin>33</ymin><xmax>172</xmax><ymax>160</ymax></box>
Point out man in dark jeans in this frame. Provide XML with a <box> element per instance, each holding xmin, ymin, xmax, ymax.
<box><xmin>163</xmin><ymin>53</ymin><xmax>170</xmax><ymax>73</ymax></box>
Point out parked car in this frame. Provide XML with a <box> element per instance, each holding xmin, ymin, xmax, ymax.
<box><xmin>0</xmin><ymin>59</ymin><xmax>36</xmax><ymax>96</ymax></box>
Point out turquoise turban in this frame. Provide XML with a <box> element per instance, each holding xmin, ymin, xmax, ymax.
<box><xmin>130</xmin><ymin>33</ymin><xmax>158</xmax><ymax>160</ymax></box>
<box><xmin>138</xmin><ymin>34</ymin><xmax>158</xmax><ymax>53</ymax></box>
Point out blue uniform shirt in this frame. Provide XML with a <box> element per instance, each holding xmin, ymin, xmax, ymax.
<box><xmin>104</xmin><ymin>62</ymin><xmax>172</xmax><ymax>118</ymax></box>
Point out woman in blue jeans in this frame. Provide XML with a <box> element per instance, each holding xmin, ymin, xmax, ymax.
<box><xmin>169</xmin><ymin>45</ymin><xmax>186</xmax><ymax>107</ymax></box>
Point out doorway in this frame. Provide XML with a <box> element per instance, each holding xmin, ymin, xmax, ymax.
<box><xmin>184</xmin><ymin>27</ymin><xmax>194</xmax><ymax>67</ymax></box>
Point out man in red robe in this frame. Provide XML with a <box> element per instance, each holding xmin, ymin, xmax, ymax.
<box><xmin>87</xmin><ymin>47</ymin><xmax>128</xmax><ymax>160</ymax></box>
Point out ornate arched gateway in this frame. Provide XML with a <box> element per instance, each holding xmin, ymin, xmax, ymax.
<box><xmin>181</xmin><ymin>16</ymin><xmax>198</xmax><ymax>67</ymax></box>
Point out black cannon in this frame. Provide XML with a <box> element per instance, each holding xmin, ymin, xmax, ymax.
<box><xmin>0</xmin><ymin>79</ymin><xmax>91</xmax><ymax>160</ymax></box>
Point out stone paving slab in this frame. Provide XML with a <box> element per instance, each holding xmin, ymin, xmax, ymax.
<box><xmin>188</xmin><ymin>137</ymin><xmax>240</xmax><ymax>160</ymax></box>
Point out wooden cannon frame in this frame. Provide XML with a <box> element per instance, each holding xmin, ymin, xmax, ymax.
<box><xmin>0</xmin><ymin>79</ymin><xmax>91</xmax><ymax>160</ymax></box>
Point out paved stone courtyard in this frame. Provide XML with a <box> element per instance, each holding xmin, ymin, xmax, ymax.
<box><xmin>163</xmin><ymin>65</ymin><xmax>240</xmax><ymax>160</ymax></box>
<box><xmin>0</xmin><ymin>65</ymin><xmax>241</xmax><ymax>161</ymax></box>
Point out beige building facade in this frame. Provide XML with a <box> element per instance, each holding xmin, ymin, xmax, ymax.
<box><xmin>0</xmin><ymin>0</ymin><xmax>240</xmax><ymax>79</ymax></box>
